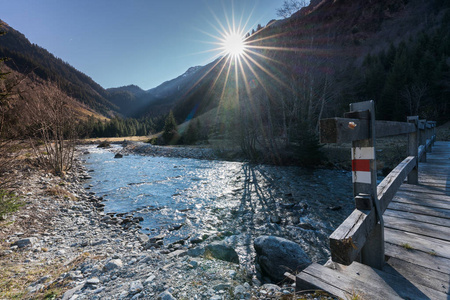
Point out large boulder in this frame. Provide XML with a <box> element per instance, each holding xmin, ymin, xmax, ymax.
<box><xmin>205</xmin><ymin>241</ymin><xmax>239</xmax><ymax>264</ymax></box>
<box><xmin>254</xmin><ymin>235</ymin><xmax>311</xmax><ymax>283</ymax></box>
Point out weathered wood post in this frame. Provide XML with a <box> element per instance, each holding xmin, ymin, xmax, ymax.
<box><xmin>407</xmin><ymin>116</ymin><xmax>419</xmax><ymax>184</ymax></box>
<box><xmin>418</xmin><ymin>119</ymin><xmax>427</xmax><ymax>162</ymax></box>
<box><xmin>431</xmin><ymin>121</ymin><xmax>436</xmax><ymax>146</ymax></box>
<box><xmin>347</xmin><ymin>101</ymin><xmax>384</xmax><ymax>269</ymax></box>
<box><xmin>426</xmin><ymin>121</ymin><xmax>433</xmax><ymax>152</ymax></box>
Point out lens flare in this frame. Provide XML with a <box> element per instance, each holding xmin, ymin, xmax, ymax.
<box><xmin>221</xmin><ymin>31</ymin><xmax>246</xmax><ymax>58</ymax></box>
<box><xmin>185</xmin><ymin>3</ymin><xmax>309</xmax><ymax>124</ymax></box>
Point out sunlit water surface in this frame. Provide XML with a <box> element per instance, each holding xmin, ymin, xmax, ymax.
<box><xmin>80</xmin><ymin>145</ymin><xmax>353</xmax><ymax>266</ymax></box>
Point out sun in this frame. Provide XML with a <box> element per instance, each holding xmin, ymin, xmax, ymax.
<box><xmin>221</xmin><ymin>31</ymin><xmax>246</xmax><ymax>58</ymax></box>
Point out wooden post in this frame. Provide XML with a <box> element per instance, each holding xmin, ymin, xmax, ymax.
<box><xmin>428</xmin><ymin>121</ymin><xmax>435</xmax><ymax>151</ymax></box>
<box><xmin>349</xmin><ymin>100</ymin><xmax>384</xmax><ymax>270</ymax></box>
<box><xmin>407</xmin><ymin>116</ymin><xmax>419</xmax><ymax>184</ymax></box>
<box><xmin>432</xmin><ymin>121</ymin><xmax>436</xmax><ymax>145</ymax></box>
<box><xmin>431</xmin><ymin>121</ymin><xmax>436</xmax><ymax>145</ymax></box>
<box><xmin>426</xmin><ymin>121</ymin><xmax>433</xmax><ymax>153</ymax></box>
<box><xmin>419</xmin><ymin>119</ymin><xmax>427</xmax><ymax>162</ymax></box>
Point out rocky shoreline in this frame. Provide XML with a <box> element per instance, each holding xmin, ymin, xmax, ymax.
<box><xmin>0</xmin><ymin>148</ymin><xmax>338</xmax><ymax>299</ymax></box>
<box><xmin>86</xmin><ymin>139</ymin><xmax>245</xmax><ymax>162</ymax></box>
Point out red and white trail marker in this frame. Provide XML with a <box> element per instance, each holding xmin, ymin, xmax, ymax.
<box><xmin>351</xmin><ymin>147</ymin><xmax>375</xmax><ymax>184</ymax></box>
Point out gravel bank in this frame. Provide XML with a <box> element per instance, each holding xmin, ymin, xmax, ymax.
<box><xmin>120</xmin><ymin>142</ymin><xmax>221</xmax><ymax>161</ymax></box>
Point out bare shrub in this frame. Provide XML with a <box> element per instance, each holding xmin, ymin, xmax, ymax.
<box><xmin>25</xmin><ymin>85</ymin><xmax>77</xmax><ymax>176</ymax></box>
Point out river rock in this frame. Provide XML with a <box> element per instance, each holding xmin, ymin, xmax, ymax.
<box><xmin>189</xmin><ymin>235</ymin><xmax>203</xmax><ymax>244</ymax></box>
<box><xmin>298</xmin><ymin>223</ymin><xmax>315</xmax><ymax>230</ymax></box>
<box><xmin>261</xmin><ymin>283</ymin><xmax>281</xmax><ymax>292</ymax></box>
<box><xmin>137</xmin><ymin>233</ymin><xmax>149</xmax><ymax>244</ymax></box>
<box><xmin>86</xmin><ymin>277</ymin><xmax>100</xmax><ymax>285</ymax></box>
<box><xmin>97</xmin><ymin>141</ymin><xmax>110</xmax><ymax>148</ymax></box>
<box><xmin>157</xmin><ymin>290</ymin><xmax>176</xmax><ymax>300</ymax></box>
<box><xmin>279</xmin><ymin>202</ymin><xmax>295</xmax><ymax>209</ymax></box>
<box><xmin>234</xmin><ymin>284</ymin><xmax>249</xmax><ymax>298</ymax></box>
<box><xmin>13</xmin><ymin>237</ymin><xmax>38</xmax><ymax>248</ymax></box>
<box><xmin>328</xmin><ymin>205</ymin><xmax>342</xmax><ymax>211</ymax></box>
<box><xmin>290</xmin><ymin>216</ymin><xmax>300</xmax><ymax>224</ymax></box>
<box><xmin>205</xmin><ymin>242</ymin><xmax>239</xmax><ymax>264</ymax></box>
<box><xmin>269</xmin><ymin>215</ymin><xmax>282</xmax><ymax>224</ymax></box>
<box><xmin>187</xmin><ymin>247</ymin><xmax>205</xmax><ymax>257</ymax></box>
<box><xmin>62</xmin><ymin>284</ymin><xmax>84</xmax><ymax>300</ymax></box>
<box><xmin>213</xmin><ymin>282</ymin><xmax>232</xmax><ymax>291</ymax></box>
<box><xmin>144</xmin><ymin>274</ymin><xmax>156</xmax><ymax>284</ymax></box>
<box><xmin>188</xmin><ymin>260</ymin><xmax>198</xmax><ymax>268</ymax></box>
<box><xmin>103</xmin><ymin>259</ymin><xmax>123</xmax><ymax>271</ymax></box>
<box><xmin>149</xmin><ymin>233</ymin><xmax>165</xmax><ymax>243</ymax></box>
<box><xmin>168</xmin><ymin>223</ymin><xmax>183</xmax><ymax>231</ymax></box>
<box><xmin>254</xmin><ymin>235</ymin><xmax>311</xmax><ymax>283</ymax></box>
<box><xmin>129</xmin><ymin>280</ymin><xmax>144</xmax><ymax>295</ymax></box>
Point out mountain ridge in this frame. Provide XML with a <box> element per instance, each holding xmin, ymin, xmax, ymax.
<box><xmin>1</xmin><ymin>0</ymin><xmax>448</xmax><ymax>128</ymax></box>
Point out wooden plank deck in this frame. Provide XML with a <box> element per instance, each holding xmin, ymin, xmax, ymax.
<box><xmin>297</xmin><ymin>141</ymin><xmax>450</xmax><ymax>299</ymax></box>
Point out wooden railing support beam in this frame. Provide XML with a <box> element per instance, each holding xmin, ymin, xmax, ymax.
<box><xmin>320</xmin><ymin>119</ymin><xmax>416</xmax><ymax>144</ymax></box>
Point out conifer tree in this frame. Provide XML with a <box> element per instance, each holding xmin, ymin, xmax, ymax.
<box><xmin>162</xmin><ymin>110</ymin><xmax>179</xmax><ymax>144</ymax></box>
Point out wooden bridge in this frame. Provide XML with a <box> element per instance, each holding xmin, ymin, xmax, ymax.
<box><xmin>295</xmin><ymin>101</ymin><xmax>450</xmax><ymax>299</ymax></box>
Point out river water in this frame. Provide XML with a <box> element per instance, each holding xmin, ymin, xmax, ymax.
<box><xmin>80</xmin><ymin>144</ymin><xmax>354</xmax><ymax>267</ymax></box>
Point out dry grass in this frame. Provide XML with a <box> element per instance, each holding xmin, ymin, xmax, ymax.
<box><xmin>294</xmin><ymin>290</ymin><xmax>339</xmax><ymax>299</ymax></box>
<box><xmin>0</xmin><ymin>250</ymin><xmax>91</xmax><ymax>299</ymax></box>
<box><xmin>74</xmin><ymin>106</ymin><xmax>109</xmax><ymax>122</ymax></box>
<box><xmin>81</xmin><ymin>135</ymin><xmax>153</xmax><ymax>144</ymax></box>
<box><xmin>346</xmin><ymin>290</ymin><xmax>366</xmax><ymax>300</ymax></box>
<box><xmin>45</xmin><ymin>186</ymin><xmax>75</xmax><ymax>200</ymax></box>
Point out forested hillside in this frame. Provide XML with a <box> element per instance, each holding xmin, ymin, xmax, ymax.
<box><xmin>0</xmin><ymin>23</ymin><xmax>118</xmax><ymax>115</ymax></box>
<box><xmin>357</xmin><ymin>26</ymin><xmax>450</xmax><ymax>123</ymax></box>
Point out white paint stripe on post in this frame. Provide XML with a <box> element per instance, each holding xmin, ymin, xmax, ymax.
<box><xmin>351</xmin><ymin>147</ymin><xmax>375</xmax><ymax>160</ymax></box>
<box><xmin>352</xmin><ymin>171</ymin><xmax>372</xmax><ymax>184</ymax></box>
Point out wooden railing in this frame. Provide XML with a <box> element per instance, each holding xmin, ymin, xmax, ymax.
<box><xmin>320</xmin><ymin>100</ymin><xmax>436</xmax><ymax>269</ymax></box>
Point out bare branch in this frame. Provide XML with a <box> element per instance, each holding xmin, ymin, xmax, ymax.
<box><xmin>276</xmin><ymin>0</ymin><xmax>308</xmax><ymax>19</ymax></box>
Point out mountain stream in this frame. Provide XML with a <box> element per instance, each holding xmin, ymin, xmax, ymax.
<box><xmin>80</xmin><ymin>144</ymin><xmax>354</xmax><ymax>268</ymax></box>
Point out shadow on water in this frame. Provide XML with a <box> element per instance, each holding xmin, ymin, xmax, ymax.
<box><xmin>230</xmin><ymin>164</ymin><xmax>284</xmax><ymax>264</ymax></box>
<box><xmin>236</xmin><ymin>163</ymin><xmax>358</xmax><ymax>269</ymax></box>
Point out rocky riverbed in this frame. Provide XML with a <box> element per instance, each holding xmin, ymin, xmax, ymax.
<box><xmin>0</xmin><ymin>145</ymin><xmax>346</xmax><ymax>299</ymax></box>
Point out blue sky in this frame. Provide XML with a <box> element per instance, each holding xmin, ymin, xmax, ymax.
<box><xmin>2</xmin><ymin>0</ymin><xmax>287</xmax><ymax>90</ymax></box>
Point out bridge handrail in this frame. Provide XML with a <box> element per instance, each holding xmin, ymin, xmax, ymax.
<box><xmin>320</xmin><ymin>101</ymin><xmax>436</xmax><ymax>269</ymax></box>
